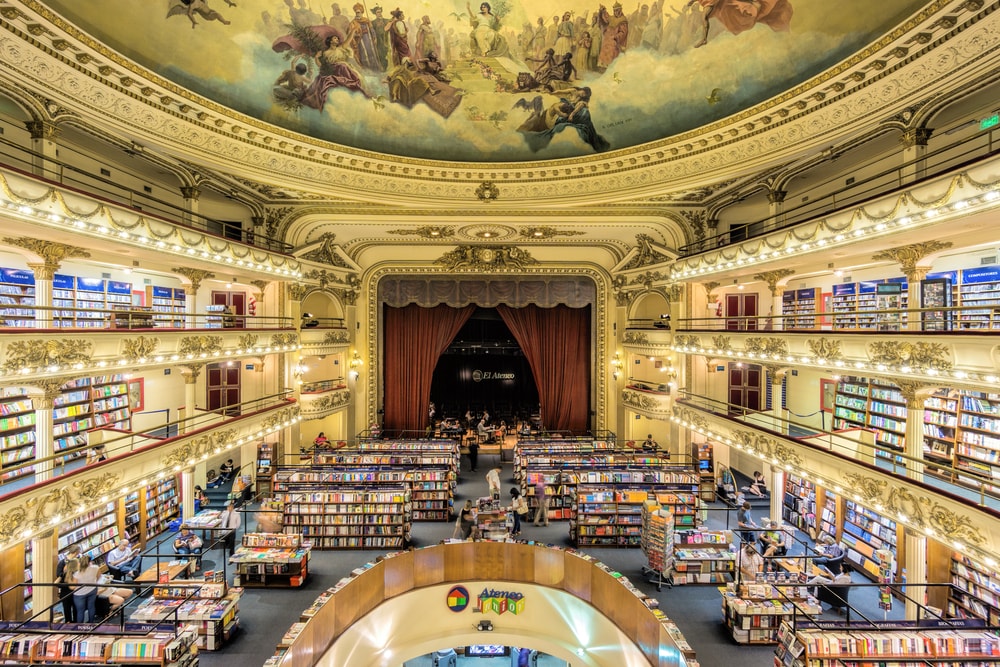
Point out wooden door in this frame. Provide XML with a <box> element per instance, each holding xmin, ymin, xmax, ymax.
<box><xmin>207</xmin><ymin>362</ymin><xmax>241</xmax><ymax>416</ymax></box>
<box><xmin>724</xmin><ymin>293</ymin><xmax>759</xmax><ymax>331</ymax></box>
<box><xmin>728</xmin><ymin>362</ymin><xmax>761</xmax><ymax>414</ymax></box>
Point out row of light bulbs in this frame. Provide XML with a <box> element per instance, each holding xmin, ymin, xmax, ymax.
<box><xmin>670</xmin><ymin>414</ymin><xmax>998</xmax><ymax>569</ymax></box>
<box><xmin>670</xmin><ymin>343</ymin><xmax>1000</xmax><ymax>387</ymax></box>
<box><xmin>11</xmin><ymin>414</ymin><xmax>302</xmax><ymax>547</ymax></box>
<box><xmin>0</xmin><ymin>344</ymin><xmax>302</xmax><ymax>380</ymax></box>
<box><xmin>671</xmin><ymin>190</ymin><xmax>1000</xmax><ymax>279</ymax></box>
<box><xmin>3</xmin><ymin>199</ymin><xmax>302</xmax><ymax>278</ymax></box>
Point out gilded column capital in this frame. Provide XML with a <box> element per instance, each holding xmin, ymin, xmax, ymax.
<box><xmin>5</xmin><ymin>238</ymin><xmax>90</xmax><ymax>273</ymax></box>
<box><xmin>250</xmin><ymin>280</ymin><xmax>270</xmax><ymax>293</ymax></box>
<box><xmin>24</xmin><ymin>120</ymin><xmax>60</xmax><ymax>141</ymax></box>
<box><xmin>899</xmin><ymin>127</ymin><xmax>934</xmax><ymax>148</ymax></box>
<box><xmin>172</xmin><ymin>267</ymin><xmax>216</xmax><ymax>292</ymax></box>
<box><xmin>287</xmin><ymin>283</ymin><xmax>309</xmax><ymax>301</ymax></box>
<box><xmin>180</xmin><ymin>186</ymin><xmax>201</xmax><ymax>201</ymax></box>
<box><xmin>872</xmin><ymin>240</ymin><xmax>953</xmax><ymax>279</ymax></box>
<box><xmin>27</xmin><ymin>379</ymin><xmax>67</xmax><ymax>409</ymax></box>
<box><xmin>181</xmin><ymin>364</ymin><xmax>203</xmax><ymax>382</ymax></box>
<box><xmin>752</xmin><ymin>268</ymin><xmax>796</xmax><ymax>297</ymax></box>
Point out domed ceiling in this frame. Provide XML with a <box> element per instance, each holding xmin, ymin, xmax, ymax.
<box><xmin>44</xmin><ymin>0</ymin><xmax>922</xmax><ymax>163</ymax></box>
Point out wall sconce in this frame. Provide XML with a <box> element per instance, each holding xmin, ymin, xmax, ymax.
<box><xmin>610</xmin><ymin>353</ymin><xmax>623</xmax><ymax>380</ymax></box>
<box><xmin>292</xmin><ymin>363</ymin><xmax>307</xmax><ymax>385</ymax></box>
<box><xmin>349</xmin><ymin>351</ymin><xmax>363</xmax><ymax>379</ymax></box>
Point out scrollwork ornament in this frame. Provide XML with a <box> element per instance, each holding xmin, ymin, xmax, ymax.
<box><xmin>843</xmin><ymin>472</ymin><xmax>887</xmax><ymax>505</ymax></box>
<box><xmin>673</xmin><ymin>334</ymin><xmax>703</xmax><ymax>349</ymax></box>
<box><xmin>807</xmin><ymin>338</ymin><xmax>843</xmax><ymax>361</ymax></box>
<box><xmin>120</xmin><ymin>336</ymin><xmax>160</xmax><ymax>362</ymax></box>
<box><xmin>867</xmin><ymin>341</ymin><xmax>952</xmax><ymax>371</ymax></box>
<box><xmin>322</xmin><ymin>330</ymin><xmax>350</xmax><ymax>344</ymax></box>
<box><xmin>711</xmin><ymin>335</ymin><xmax>732</xmax><ymax>351</ymax></box>
<box><xmin>621</xmin><ymin>389</ymin><xmax>660</xmax><ymax>411</ymax></box>
<box><xmin>178</xmin><ymin>335</ymin><xmax>223</xmax><ymax>356</ymax></box>
<box><xmin>435</xmin><ymin>245</ymin><xmax>537</xmax><ymax>271</ymax></box>
<box><xmin>744</xmin><ymin>336</ymin><xmax>789</xmax><ymax>358</ymax></box>
<box><xmin>623</xmin><ymin>331</ymin><xmax>649</xmax><ymax>345</ymax></box>
<box><xmin>672</xmin><ymin>406</ymin><xmax>709</xmax><ymax>430</ymax></box>
<box><xmin>271</xmin><ymin>333</ymin><xmax>299</xmax><ymax>347</ymax></box>
<box><xmin>287</xmin><ymin>283</ymin><xmax>310</xmax><ymax>301</ymax></box>
<box><xmin>0</xmin><ymin>505</ymin><xmax>28</xmax><ymax>542</ymax></box>
<box><xmin>239</xmin><ymin>334</ymin><xmax>260</xmax><ymax>349</ymax></box>
<box><xmin>4</xmin><ymin>339</ymin><xmax>93</xmax><ymax>372</ymax></box>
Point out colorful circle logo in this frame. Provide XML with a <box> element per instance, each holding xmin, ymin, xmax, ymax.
<box><xmin>446</xmin><ymin>585</ymin><xmax>470</xmax><ymax>612</ymax></box>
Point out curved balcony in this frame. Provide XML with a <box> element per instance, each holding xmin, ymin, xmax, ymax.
<box><xmin>299</xmin><ymin>381</ymin><xmax>351</xmax><ymax>420</ymax></box>
<box><xmin>621</xmin><ymin>383</ymin><xmax>672</xmax><ymax>418</ymax></box>
<box><xmin>299</xmin><ymin>319</ymin><xmax>350</xmax><ymax>356</ymax></box>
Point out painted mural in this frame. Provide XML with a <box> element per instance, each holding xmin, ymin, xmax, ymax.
<box><xmin>42</xmin><ymin>0</ymin><xmax>924</xmax><ymax>162</ymax></box>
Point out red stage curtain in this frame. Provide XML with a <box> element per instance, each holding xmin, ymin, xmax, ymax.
<box><xmin>496</xmin><ymin>304</ymin><xmax>590</xmax><ymax>432</ymax></box>
<box><xmin>383</xmin><ymin>304</ymin><xmax>475</xmax><ymax>433</ymax></box>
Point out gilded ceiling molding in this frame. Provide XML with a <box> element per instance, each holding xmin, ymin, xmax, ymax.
<box><xmin>611</xmin><ymin>275</ymin><xmax>634</xmax><ymax>307</ymax></box>
<box><xmin>623</xmin><ymin>235</ymin><xmax>674</xmax><ymax>270</ymax></box>
<box><xmin>178</xmin><ymin>335</ymin><xmax>223</xmax><ymax>356</ymax></box>
<box><xmin>261</xmin><ymin>405</ymin><xmax>301</xmax><ymax>430</ymax></box>
<box><xmin>752</xmin><ymin>268</ymin><xmax>796</xmax><ymax>296</ymax></box>
<box><xmin>322</xmin><ymin>330</ymin><xmax>350</xmax><ymax>344</ymax></box>
<box><xmin>299</xmin><ymin>233</ymin><xmax>349</xmax><ymax>268</ymax></box>
<box><xmin>434</xmin><ymin>245</ymin><xmax>538</xmax><ymax>271</ymax></box>
<box><xmin>871</xmin><ymin>240</ymin><xmax>954</xmax><ymax>276</ymax></box>
<box><xmin>27</xmin><ymin>379</ymin><xmax>68</xmax><ymax>409</ymax></box>
<box><xmin>287</xmin><ymin>283</ymin><xmax>310</xmax><ymax>301</ymax></box>
<box><xmin>162</xmin><ymin>429</ymin><xmax>237</xmax><ymax>469</ymax></box>
<box><xmin>475</xmin><ymin>181</ymin><xmax>500</xmax><ymax>202</ymax></box>
<box><xmin>120</xmin><ymin>336</ymin><xmax>160</xmax><ymax>363</ymax></box>
<box><xmin>842</xmin><ymin>472</ymin><xmax>986</xmax><ymax>547</ymax></box>
<box><xmin>806</xmin><ymin>338</ymin><xmax>843</xmax><ymax>361</ymax></box>
<box><xmin>667</xmin><ymin>285</ymin><xmax>684</xmax><ymax>302</ymax></box>
<box><xmin>866</xmin><ymin>340</ymin><xmax>952</xmax><ymax>371</ymax></box>
<box><xmin>701</xmin><ymin>282</ymin><xmax>721</xmax><ymax>303</ymax></box>
<box><xmin>671</xmin><ymin>406</ymin><xmax>709</xmax><ymax>430</ymax></box>
<box><xmin>519</xmin><ymin>226</ymin><xmax>585</xmax><ymax>239</ymax></box>
<box><xmin>893</xmin><ymin>379</ymin><xmax>941</xmax><ymax>403</ymax></box>
<box><xmin>623</xmin><ymin>331</ymin><xmax>650</xmax><ymax>345</ymax></box>
<box><xmin>731</xmin><ymin>430</ymin><xmax>803</xmax><ymax>467</ymax></box>
<box><xmin>711</xmin><ymin>335</ymin><xmax>732</xmax><ymax>351</ymax></box>
<box><xmin>302</xmin><ymin>390</ymin><xmax>352</xmax><ymax>415</ymax></box>
<box><xmin>270</xmin><ymin>333</ymin><xmax>299</xmax><ymax>348</ymax></box>
<box><xmin>3</xmin><ymin>338</ymin><xmax>93</xmax><ymax>372</ymax></box>
<box><xmin>238</xmin><ymin>334</ymin><xmax>259</xmax><ymax>349</ymax></box>
<box><xmin>303</xmin><ymin>268</ymin><xmax>335</xmax><ymax>287</ymax></box>
<box><xmin>388</xmin><ymin>226</ymin><xmax>456</xmax><ymax>238</ymax></box>
<box><xmin>744</xmin><ymin>336</ymin><xmax>789</xmax><ymax>358</ymax></box>
<box><xmin>629</xmin><ymin>271</ymin><xmax>664</xmax><ymax>290</ymax></box>
<box><xmin>2</xmin><ymin>236</ymin><xmax>90</xmax><ymax>269</ymax></box>
<box><xmin>250</xmin><ymin>280</ymin><xmax>270</xmax><ymax>293</ymax></box>
<box><xmin>1</xmin><ymin>0</ymin><xmax>988</xmax><ymax>202</ymax></box>
<box><xmin>171</xmin><ymin>267</ymin><xmax>215</xmax><ymax>292</ymax></box>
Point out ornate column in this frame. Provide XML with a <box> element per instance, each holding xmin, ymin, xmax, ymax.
<box><xmin>180</xmin><ymin>186</ymin><xmax>200</xmax><ymax>227</ymax></box>
<box><xmin>700</xmin><ymin>281</ymin><xmax>720</xmax><ymax>330</ymax></box>
<box><xmin>3</xmin><ymin>238</ymin><xmax>91</xmax><ymax>329</ymax></box>
<box><xmin>903</xmin><ymin>532</ymin><xmax>927</xmax><ymax>621</ymax></box>
<box><xmin>753</xmin><ymin>268</ymin><xmax>795</xmax><ymax>330</ymax></box>
<box><xmin>32</xmin><ymin>530</ymin><xmax>56</xmax><ymax>620</ymax></box>
<box><xmin>872</xmin><ymin>241</ymin><xmax>953</xmax><ymax>332</ymax></box>
<box><xmin>900</xmin><ymin>127</ymin><xmax>933</xmax><ymax>184</ymax></box>
<box><xmin>24</xmin><ymin>120</ymin><xmax>60</xmax><ymax>179</ymax></box>
<box><xmin>180</xmin><ymin>468</ymin><xmax>195</xmax><ymax>521</ymax></box>
<box><xmin>770</xmin><ymin>469</ymin><xmax>785</xmax><ymax>527</ymax></box>
<box><xmin>28</xmin><ymin>381</ymin><xmax>64</xmax><ymax>483</ymax></box>
<box><xmin>172</xmin><ymin>268</ymin><xmax>215</xmax><ymax>329</ymax></box>
<box><xmin>180</xmin><ymin>365</ymin><xmax>203</xmax><ymax>434</ymax></box>
<box><xmin>286</xmin><ymin>283</ymin><xmax>308</xmax><ymax>395</ymax></box>
<box><xmin>898</xmin><ymin>382</ymin><xmax>936</xmax><ymax>482</ymax></box>
<box><xmin>767</xmin><ymin>188</ymin><xmax>787</xmax><ymax>230</ymax></box>
<box><xmin>250</xmin><ymin>280</ymin><xmax>269</xmax><ymax>323</ymax></box>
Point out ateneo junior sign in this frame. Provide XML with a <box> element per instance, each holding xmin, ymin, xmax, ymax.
<box><xmin>471</xmin><ymin>369</ymin><xmax>516</xmax><ymax>382</ymax></box>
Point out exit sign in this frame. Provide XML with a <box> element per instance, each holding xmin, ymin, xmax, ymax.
<box><xmin>981</xmin><ymin>113</ymin><xmax>1000</xmax><ymax>130</ymax></box>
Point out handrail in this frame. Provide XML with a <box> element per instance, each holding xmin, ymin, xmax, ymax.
<box><xmin>678</xmin><ymin>117</ymin><xmax>1000</xmax><ymax>256</ymax></box>
<box><xmin>674</xmin><ymin>391</ymin><xmax>1000</xmax><ymax>510</ymax></box>
<box><xmin>273</xmin><ymin>541</ymin><xmax>689</xmax><ymax>667</ymax></box>
<box><xmin>0</xmin><ymin>131</ymin><xmax>292</xmax><ymax>254</ymax></box>
<box><xmin>0</xmin><ymin>391</ymin><xmax>296</xmax><ymax>500</ymax></box>
<box><xmin>0</xmin><ymin>304</ymin><xmax>295</xmax><ymax>331</ymax></box>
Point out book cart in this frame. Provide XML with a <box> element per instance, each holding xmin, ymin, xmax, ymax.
<box><xmin>0</xmin><ymin>627</ymin><xmax>197</xmax><ymax>666</ymax></box>
<box><xmin>640</xmin><ymin>500</ymin><xmax>674</xmax><ymax>590</ymax></box>
<box><xmin>129</xmin><ymin>578</ymin><xmax>240</xmax><ymax>651</ymax></box>
<box><xmin>230</xmin><ymin>533</ymin><xmax>311</xmax><ymax>588</ymax></box>
<box><xmin>672</xmin><ymin>529</ymin><xmax>735</xmax><ymax>585</ymax></box>
<box><xmin>773</xmin><ymin>617</ymin><xmax>1000</xmax><ymax>666</ymax></box>
<box><xmin>722</xmin><ymin>579</ymin><xmax>821</xmax><ymax>645</ymax></box>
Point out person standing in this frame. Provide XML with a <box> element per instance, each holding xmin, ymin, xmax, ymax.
<box><xmin>486</xmin><ymin>467</ymin><xmax>502</xmax><ymax>499</ymax></box>
<box><xmin>218</xmin><ymin>501</ymin><xmax>242</xmax><ymax>556</ymax></box>
<box><xmin>459</xmin><ymin>500</ymin><xmax>475</xmax><ymax>539</ymax></box>
<box><xmin>72</xmin><ymin>554</ymin><xmax>100</xmax><ymax>622</ymax></box>
<box><xmin>533</xmin><ymin>476</ymin><xmax>549</xmax><ymax>526</ymax></box>
<box><xmin>738</xmin><ymin>542</ymin><xmax>764</xmax><ymax>583</ymax></box>
<box><xmin>510</xmin><ymin>487</ymin><xmax>527</xmax><ymax>536</ymax></box>
<box><xmin>467</xmin><ymin>436</ymin><xmax>479</xmax><ymax>472</ymax></box>
<box><xmin>737</xmin><ymin>500</ymin><xmax>757</xmax><ymax>543</ymax></box>
<box><xmin>55</xmin><ymin>544</ymin><xmax>81</xmax><ymax>622</ymax></box>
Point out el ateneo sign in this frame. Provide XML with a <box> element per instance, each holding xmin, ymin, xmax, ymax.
<box><xmin>472</xmin><ymin>369</ymin><xmax>516</xmax><ymax>382</ymax></box>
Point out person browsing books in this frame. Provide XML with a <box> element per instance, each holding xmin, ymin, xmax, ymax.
<box><xmin>218</xmin><ymin>501</ymin><xmax>242</xmax><ymax>556</ymax></box>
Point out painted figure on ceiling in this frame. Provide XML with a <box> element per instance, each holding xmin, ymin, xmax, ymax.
<box><xmin>415</xmin><ymin>15</ymin><xmax>441</xmax><ymax>61</ymax></box>
<box><xmin>346</xmin><ymin>3</ymin><xmax>382</xmax><ymax>71</ymax></box>
<box><xmin>386</xmin><ymin>8</ymin><xmax>412</xmax><ymax>67</ymax></box>
<box><xmin>370</xmin><ymin>6</ymin><xmax>390</xmax><ymax>70</ymax></box>
<box><xmin>597</xmin><ymin>2</ymin><xmax>628</xmax><ymax>71</ymax></box>
<box><xmin>688</xmin><ymin>0</ymin><xmax>794</xmax><ymax>48</ymax></box>
<box><xmin>299</xmin><ymin>33</ymin><xmax>370</xmax><ymax>109</ymax></box>
<box><xmin>467</xmin><ymin>2</ymin><xmax>508</xmax><ymax>57</ymax></box>
<box><xmin>166</xmin><ymin>0</ymin><xmax>234</xmax><ymax>28</ymax></box>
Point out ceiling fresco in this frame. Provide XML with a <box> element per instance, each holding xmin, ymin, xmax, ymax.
<box><xmin>42</xmin><ymin>0</ymin><xmax>924</xmax><ymax>163</ymax></box>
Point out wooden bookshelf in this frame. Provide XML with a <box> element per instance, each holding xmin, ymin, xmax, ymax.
<box><xmin>0</xmin><ymin>628</ymin><xmax>197</xmax><ymax>666</ymax></box>
<box><xmin>841</xmin><ymin>498</ymin><xmax>902</xmax><ymax>582</ymax></box>
<box><xmin>231</xmin><ymin>533</ymin><xmax>310</xmax><ymax>588</ymax></box>
<box><xmin>0</xmin><ymin>389</ymin><xmax>35</xmax><ymax>481</ymax></box>
<box><xmin>949</xmin><ymin>551</ymin><xmax>1000</xmax><ymax>625</ymax></box>
<box><xmin>782</xmin><ymin>474</ymin><xmax>816</xmax><ymax>536</ymax></box>
<box><xmin>0</xmin><ymin>268</ymin><xmax>36</xmax><ymax>328</ymax></box>
<box><xmin>722</xmin><ymin>583</ymin><xmax>820</xmax><ymax>644</ymax></box>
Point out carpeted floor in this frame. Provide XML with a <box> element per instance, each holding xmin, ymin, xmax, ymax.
<box><xmin>138</xmin><ymin>459</ymin><xmax>904</xmax><ymax>667</ymax></box>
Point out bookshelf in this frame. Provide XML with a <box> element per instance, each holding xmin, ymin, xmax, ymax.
<box><xmin>111</xmin><ymin>305</ymin><xmax>155</xmax><ymax>329</ymax></box>
<box><xmin>781</xmin><ymin>474</ymin><xmax>816</xmax><ymax>536</ymax></box>
<box><xmin>0</xmin><ymin>389</ymin><xmax>35</xmax><ymax>481</ymax></box>
<box><xmin>956</xmin><ymin>391</ymin><xmax>1000</xmax><ymax>492</ymax></box>
<box><xmin>781</xmin><ymin>287</ymin><xmax>818</xmax><ymax>330</ymax></box>
<box><xmin>841</xmin><ymin>498</ymin><xmax>901</xmax><ymax>582</ymax></box>
<box><xmin>121</xmin><ymin>490</ymin><xmax>142</xmax><ymax>545</ymax></box>
<box><xmin>130</xmin><ymin>579</ymin><xmax>240</xmax><ymax>651</ymax></box>
<box><xmin>672</xmin><ymin>529</ymin><xmax>735</xmax><ymax>585</ymax></box>
<box><xmin>640</xmin><ymin>500</ymin><xmax>674</xmax><ymax>590</ymax></box>
<box><xmin>57</xmin><ymin>501</ymin><xmax>120</xmax><ymax>563</ymax></box>
<box><xmin>923</xmin><ymin>389</ymin><xmax>959</xmax><ymax>475</ymax></box>
<box><xmin>53</xmin><ymin>378</ymin><xmax>94</xmax><ymax>463</ymax></box>
<box><xmin>231</xmin><ymin>533</ymin><xmax>311</xmax><ymax>588</ymax></box>
<box><xmin>0</xmin><ymin>628</ymin><xmax>198</xmax><ymax>666</ymax></box>
<box><xmin>830</xmin><ymin>279</ymin><xmax>907</xmax><ymax>331</ymax></box>
<box><xmin>524</xmin><ymin>469</ymin><xmax>575</xmax><ymax>521</ymax></box>
<box><xmin>958</xmin><ymin>265</ymin><xmax>1000</xmax><ymax>329</ymax></box>
<box><xmin>145</xmin><ymin>478</ymin><xmax>180</xmax><ymax>538</ymax></box>
<box><xmin>272</xmin><ymin>484</ymin><xmax>411</xmax><ymax>549</ymax></box>
<box><xmin>91</xmin><ymin>375</ymin><xmax>131</xmax><ymax>431</ymax></box>
<box><xmin>145</xmin><ymin>285</ymin><xmax>186</xmax><ymax>328</ymax></box>
<box><xmin>818</xmin><ymin>489</ymin><xmax>840</xmax><ymax>541</ymax></box>
<box><xmin>409</xmin><ymin>468</ymin><xmax>454</xmax><ymax>521</ymax></box>
<box><xmin>867</xmin><ymin>378</ymin><xmax>906</xmax><ymax>464</ymax></box>
<box><xmin>257</xmin><ymin>442</ymin><xmax>274</xmax><ymax>497</ymax></box>
<box><xmin>0</xmin><ymin>268</ymin><xmax>35</xmax><ymax>327</ymax></box>
<box><xmin>775</xmin><ymin>619</ymin><xmax>1000</xmax><ymax>666</ymax></box>
<box><xmin>949</xmin><ymin>552</ymin><xmax>1000</xmax><ymax>625</ymax></box>
<box><xmin>722</xmin><ymin>583</ymin><xmax>820</xmax><ymax>644</ymax></box>
<box><xmin>695</xmin><ymin>442</ymin><xmax>715</xmax><ymax>501</ymax></box>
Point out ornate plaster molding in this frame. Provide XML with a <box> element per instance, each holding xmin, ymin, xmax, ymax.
<box><xmin>172</xmin><ymin>267</ymin><xmax>215</xmax><ymax>292</ymax></box>
<box><xmin>388</xmin><ymin>226</ymin><xmax>457</xmax><ymax>239</ymax></box>
<box><xmin>744</xmin><ymin>336</ymin><xmax>789</xmax><ymax>358</ymax></box>
<box><xmin>322</xmin><ymin>330</ymin><xmax>350</xmax><ymax>344</ymax></box>
<box><xmin>623</xmin><ymin>331</ymin><xmax>649</xmax><ymax>345</ymax></box>
<box><xmin>162</xmin><ymin>429</ymin><xmax>238</xmax><ymax>469</ymax></box>
<box><xmin>434</xmin><ymin>245</ymin><xmax>538</xmax><ymax>271</ymax></box>
<box><xmin>120</xmin><ymin>336</ymin><xmax>160</xmax><ymax>362</ymax></box>
<box><xmin>178</xmin><ymin>335</ymin><xmax>223</xmax><ymax>356</ymax></box>
<box><xmin>0</xmin><ymin>473</ymin><xmax>121</xmax><ymax>542</ymax></box>
<box><xmin>3</xmin><ymin>338</ymin><xmax>93</xmax><ymax>372</ymax></box>
<box><xmin>2</xmin><ymin>236</ymin><xmax>90</xmax><ymax>270</ymax></box>
<box><xmin>806</xmin><ymin>338</ymin><xmax>843</xmax><ymax>361</ymax></box>
<box><xmin>871</xmin><ymin>239</ymin><xmax>954</xmax><ymax>277</ymax></box>
<box><xmin>270</xmin><ymin>333</ymin><xmax>299</xmax><ymax>348</ymax></box>
<box><xmin>238</xmin><ymin>334</ymin><xmax>259</xmax><ymax>349</ymax></box>
<box><xmin>867</xmin><ymin>340</ymin><xmax>952</xmax><ymax>371</ymax></box>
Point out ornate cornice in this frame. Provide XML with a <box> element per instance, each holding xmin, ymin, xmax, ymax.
<box><xmin>120</xmin><ymin>336</ymin><xmax>159</xmax><ymax>363</ymax></box>
<box><xmin>322</xmin><ymin>330</ymin><xmax>350</xmax><ymax>344</ymax></box>
<box><xmin>301</xmin><ymin>389</ymin><xmax>352</xmax><ymax>416</ymax></box>
<box><xmin>871</xmin><ymin>240</ymin><xmax>954</xmax><ymax>277</ymax></box>
<box><xmin>434</xmin><ymin>245</ymin><xmax>538</xmax><ymax>271</ymax></box>
<box><xmin>3</xmin><ymin>338</ymin><xmax>92</xmax><ymax>372</ymax></box>
<box><xmin>744</xmin><ymin>336</ymin><xmax>789</xmax><ymax>358</ymax></box>
<box><xmin>178</xmin><ymin>335</ymin><xmax>223</xmax><ymax>356</ymax></box>
<box><xmin>300</xmin><ymin>233</ymin><xmax>349</xmax><ymax>268</ymax></box>
<box><xmin>388</xmin><ymin>226</ymin><xmax>457</xmax><ymax>239</ymax></box>
<box><xmin>0</xmin><ymin>473</ymin><xmax>121</xmax><ymax>542</ymax></box>
<box><xmin>806</xmin><ymin>338</ymin><xmax>843</xmax><ymax>361</ymax></box>
<box><xmin>519</xmin><ymin>226</ymin><xmax>585</xmax><ymax>239</ymax></box>
<box><xmin>3</xmin><ymin>236</ymin><xmax>90</xmax><ymax>269</ymax></box>
<box><xmin>270</xmin><ymin>333</ymin><xmax>299</xmax><ymax>348</ymax></box>
<box><xmin>673</xmin><ymin>334</ymin><xmax>703</xmax><ymax>349</ymax></box>
<box><xmin>867</xmin><ymin>340</ymin><xmax>952</xmax><ymax>371</ymax></box>
<box><xmin>623</xmin><ymin>331</ymin><xmax>649</xmax><ymax>345</ymax></box>
<box><xmin>752</xmin><ymin>268</ymin><xmax>796</xmax><ymax>296</ymax></box>
<box><xmin>162</xmin><ymin>429</ymin><xmax>238</xmax><ymax>469</ymax></box>
<box><xmin>172</xmin><ymin>267</ymin><xmax>215</xmax><ymax>292</ymax></box>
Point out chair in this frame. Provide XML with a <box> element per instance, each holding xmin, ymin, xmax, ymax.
<box><xmin>817</xmin><ymin>583</ymin><xmax>850</xmax><ymax>612</ymax></box>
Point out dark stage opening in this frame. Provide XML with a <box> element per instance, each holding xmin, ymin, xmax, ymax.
<box><xmin>429</xmin><ymin>308</ymin><xmax>539</xmax><ymax>424</ymax></box>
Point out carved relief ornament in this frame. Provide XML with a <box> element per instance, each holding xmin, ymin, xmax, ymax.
<box><xmin>435</xmin><ymin>245</ymin><xmax>538</xmax><ymax>271</ymax></box>
<box><xmin>866</xmin><ymin>340</ymin><xmax>952</xmax><ymax>371</ymax></box>
<box><xmin>4</xmin><ymin>339</ymin><xmax>93</xmax><ymax>371</ymax></box>
<box><xmin>623</xmin><ymin>331</ymin><xmax>649</xmax><ymax>345</ymax></box>
<box><xmin>178</xmin><ymin>335</ymin><xmax>223</xmax><ymax>356</ymax></box>
<box><xmin>120</xmin><ymin>336</ymin><xmax>160</xmax><ymax>362</ymax></box>
<box><xmin>744</xmin><ymin>336</ymin><xmax>789</xmax><ymax>358</ymax></box>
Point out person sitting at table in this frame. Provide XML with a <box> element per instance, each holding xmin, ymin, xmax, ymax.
<box><xmin>477</xmin><ymin>418</ymin><xmax>493</xmax><ymax>443</ymax></box>
<box><xmin>641</xmin><ymin>434</ymin><xmax>659</xmax><ymax>452</ymax></box>
<box><xmin>193</xmin><ymin>485</ymin><xmax>209</xmax><ymax>511</ymax></box>
<box><xmin>106</xmin><ymin>539</ymin><xmax>142</xmax><ymax>580</ymax></box>
<box><xmin>173</xmin><ymin>528</ymin><xmax>203</xmax><ymax>568</ymax></box>
<box><xmin>313</xmin><ymin>432</ymin><xmax>330</xmax><ymax>447</ymax></box>
<box><xmin>807</xmin><ymin>569</ymin><xmax>852</xmax><ymax>599</ymax></box>
<box><xmin>98</xmin><ymin>575</ymin><xmax>134</xmax><ymax>612</ymax></box>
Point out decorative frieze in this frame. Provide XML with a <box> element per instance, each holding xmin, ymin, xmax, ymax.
<box><xmin>3</xmin><ymin>338</ymin><xmax>93</xmax><ymax>372</ymax></box>
<box><xmin>806</xmin><ymin>338</ymin><xmax>843</xmax><ymax>361</ymax></box>
<box><xmin>623</xmin><ymin>331</ymin><xmax>649</xmax><ymax>345</ymax></box>
<box><xmin>743</xmin><ymin>336</ymin><xmax>789</xmax><ymax>358</ymax></box>
<box><xmin>178</xmin><ymin>335</ymin><xmax>223</xmax><ymax>356</ymax></box>
<box><xmin>120</xmin><ymin>336</ymin><xmax>159</xmax><ymax>362</ymax></box>
<box><xmin>867</xmin><ymin>340</ymin><xmax>952</xmax><ymax>371</ymax></box>
<box><xmin>435</xmin><ymin>245</ymin><xmax>537</xmax><ymax>271</ymax></box>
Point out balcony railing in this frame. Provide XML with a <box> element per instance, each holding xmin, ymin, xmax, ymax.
<box><xmin>0</xmin><ymin>304</ymin><xmax>295</xmax><ymax>330</ymax></box>
<box><xmin>675</xmin><ymin>391</ymin><xmax>1000</xmax><ymax>512</ymax></box>
<box><xmin>0</xmin><ymin>390</ymin><xmax>296</xmax><ymax>501</ymax></box>
<box><xmin>300</xmin><ymin>379</ymin><xmax>347</xmax><ymax>393</ymax></box>
<box><xmin>678</xmin><ymin>117</ymin><xmax>1000</xmax><ymax>256</ymax></box>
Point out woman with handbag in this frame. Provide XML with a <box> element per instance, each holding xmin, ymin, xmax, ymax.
<box><xmin>510</xmin><ymin>488</ymin><xmax>527</xmax><ymax>536</ymax></box>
